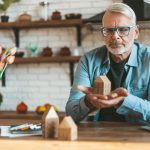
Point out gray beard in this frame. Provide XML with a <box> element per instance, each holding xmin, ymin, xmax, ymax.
<box><xmin>107</xmin><ymin>39</ymin><xmax>134</xmax><ymax>55</ymax></box>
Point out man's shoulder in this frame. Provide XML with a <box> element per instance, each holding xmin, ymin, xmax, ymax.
<box><xmin>136</xmin><ymin>42</ymin><xmax>150</xmax><ymax>54</ymax></box>
<box><xmin>135</xmin><ymin>42</ymin><xmax>150</xmax><ymax>65</ymax></box>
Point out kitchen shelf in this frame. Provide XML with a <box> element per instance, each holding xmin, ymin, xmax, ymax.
<box><xmin>13</xmin><ymin>56</ymin><xmax>81</xmax><ymax>86</ymax></box>
<box><xmin>14</xmin><ymin>56</ymin><xmax>81</xmax><ymax>64</ymax></box>
<box><xmin>0</xmin><ymin>19</ymin><xmax>83</xmax><ymax>47</ymax></box>
<box><xmin>2</xmin><ymin>56</ymin><xmax>81</xmax><ymax>86</ymax></box>
<box><xmin>0</xmin><ymin>19</ymin><xmax>82</xmax><ymax>28</ymax></box>
<box><xmin>0</xmin><ymin>19</ymin><xmax>82</xmax><ymax>86</ymax></box>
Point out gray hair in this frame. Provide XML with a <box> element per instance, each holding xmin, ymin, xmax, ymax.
<box><xmin>104</xmin><ymin>3</ymin><xmax>136</xmax><ymax>25</ymax></box>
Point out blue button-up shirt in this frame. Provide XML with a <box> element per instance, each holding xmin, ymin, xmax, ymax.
<box><xmin>66</xmin><ymin>42</ymin><xmax>150</xmax><ymax>124</ymax></box>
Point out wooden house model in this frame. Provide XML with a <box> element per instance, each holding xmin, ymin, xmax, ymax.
<box><xmin>93</xmin><ymin>75</ymin><xmax>111</xmax><ymax>95</ymax></box>
<box><xmin>58</xmin><ymin>116</ymin><xmax>78</xmax><ymax>141</ymax></box>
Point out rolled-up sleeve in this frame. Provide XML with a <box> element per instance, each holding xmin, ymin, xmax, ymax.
<box><xmin>66</xmin><ymin>55</ymin><xmax>92</xmax><ymax>123</ymax></box>
<box><xmin>117</xmin><ymin>93</ymin><xmax>150</xmax><ymax>123</ymax></box>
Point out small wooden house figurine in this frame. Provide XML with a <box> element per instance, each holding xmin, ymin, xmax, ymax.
<box><xmin>58</xmin><ymin>116</ymin><xmax>78</xmax><ymax>141</ymax></box>
<box><xmin>93</xmin><ymin>75</ymin><xmax>111</xmax><ymax>95</ymax></box>
<box><xmin>42</xmin><ymin>106</ymin><xmax>59</xmax><ymax>138</ymax></box>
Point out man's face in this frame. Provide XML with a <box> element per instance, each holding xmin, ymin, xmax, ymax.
<box><xmin>102</xmin><ymin>11</ymin><xmax>139</xmax><ymax>55</ymax></box>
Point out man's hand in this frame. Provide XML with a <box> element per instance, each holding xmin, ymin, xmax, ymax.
<box><xmin>106</xmin><ymin>88</ymin><xmax>128</xmax><ymax>108</ymax></box>
<box><xmin>76</xmin><ymin>85</ymin><xmax>108</xmax><ymax>109</ymax></box>
<box><xmin>108</xmin><ymin>87</ymin><xmax>128</xmax><ymax>98</ymax></box>
<box><xmin>76</xmin><ymin>85</ymin><xmax>128</xmax><ymax>109</ymax></box>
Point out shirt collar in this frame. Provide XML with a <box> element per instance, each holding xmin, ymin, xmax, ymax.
<box><xmin>126</xmin><ymin>43</ymin><xmax>138</xmax><ymax>67</ymax></box>
<box><xmin>102</xmin><ymin>47</ymin><xmax>110</xmax><ymax>65</ymax></box>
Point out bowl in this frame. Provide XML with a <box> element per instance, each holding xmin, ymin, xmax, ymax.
<box><xmin>15</xmin><ymin>51</ymin><xmax>24</xmax><ymax>57</ymax></box>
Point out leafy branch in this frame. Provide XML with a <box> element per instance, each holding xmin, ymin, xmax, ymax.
<box><xmin>0</xmin><ymin>0</ymin><xmax>20</xmax><ymax>15</ymax></box>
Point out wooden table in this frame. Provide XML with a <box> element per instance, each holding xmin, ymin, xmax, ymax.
<box><xmin>0</xmin><ymin>118</ymin><xmax>150</xmax><ymax>150</ymax></box>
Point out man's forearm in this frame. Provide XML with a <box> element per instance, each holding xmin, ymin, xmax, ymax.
<box><xmin>65</xmin><ymin>96</ymin><xmax>90</xmax><ymax>123</ymax></box>
<box><xmin>117</xmin><ymin>93</ymin><xmax>150</xmax><ymax>123</ymax></box>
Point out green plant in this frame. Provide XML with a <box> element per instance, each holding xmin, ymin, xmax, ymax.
<box><xmin>0</xmin><ymin>0</ymin><xmax>20</xmax><ymax>15</ymax></box>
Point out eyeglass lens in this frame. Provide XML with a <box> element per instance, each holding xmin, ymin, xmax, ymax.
<box><xmin>102</xmin><ymin>26</ymin><xmax>131</xmax><ymax>37</ymax></box>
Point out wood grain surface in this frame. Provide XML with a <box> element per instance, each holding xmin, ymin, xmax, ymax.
<box><xmin>0</xmin><ymin>115</ymin><xmax>150</xmax><ymax>150</ymax></box>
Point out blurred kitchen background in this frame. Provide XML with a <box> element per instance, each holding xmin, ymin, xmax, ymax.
<box><xmin>0</xmin><ymin>0</ymin><xmax>150</xmax><ymax>112</ymax></box>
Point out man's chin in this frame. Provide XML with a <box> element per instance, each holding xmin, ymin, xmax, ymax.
<box><xmin>108</xmin><ymin>48</ymin><xmax>127</xmax><ymax>55</ymax></box>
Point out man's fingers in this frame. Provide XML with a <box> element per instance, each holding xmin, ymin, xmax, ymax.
<box><xmin>76</xmin><ymin>85</ymin><xmax>108</xmax><ymax>100</ymax></box>
<box><xmin>89</xmin><ymin>98</ymin><xmax>106</xmax><ymax>108</ymax></box>
<box><xmin>94</xmin><ymin>94</ymin><xmax>108</xmax><ymax>100</ymax></box>
<box><xmin>112</xmin><ymin>88</ymin><xmax>128</xmax><ymax>96</ymax></box>
<box><xmin>119</xmin><ymin>88</ymin><xmax>128</xmax><ymax>96</ymax></box>
<box><xmin>76</xmin><ymin>85</ymin><xmax>92</xmax><ymax>94</ymax></box>
<box><xmin>98</xmin><ymin>96</ymin><xmax>125</xmax><ymax>106</ymax></box>
<box><xmin>108</xmin><ymin>92</ymin><xmax>118</xmax><ymax>99</ymax></box>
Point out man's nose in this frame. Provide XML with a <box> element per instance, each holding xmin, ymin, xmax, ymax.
<box><xmin>111</xmin><ymin>31</ymin><xmax>120</xmax><ymax>39</ymax></box>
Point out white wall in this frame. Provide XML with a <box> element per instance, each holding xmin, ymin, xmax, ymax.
<box><xmin>0</xmin><ymin>0</ymin><xmax>149</xmax><ymax>112</ymax></box>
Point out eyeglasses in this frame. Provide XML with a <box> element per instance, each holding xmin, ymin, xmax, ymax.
<box><xmin>101</xmin><ymin>25</ymin><xmax>136</xmax><ymax>37</ymax></box>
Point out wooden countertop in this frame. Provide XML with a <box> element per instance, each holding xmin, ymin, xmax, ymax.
<box><xmin>78</xmin><ymin>122</ymin><xmax>150</xmax><ymax>142</ymax></box>
<box><xmin>0</xmin><ymin>139</ymin><xmax>150</xmax><ymax>150</ymax></box>
<box><xmin>0</xmin><ymin>113</ymin><xmax>150</xmax><ymax>150</ymax></box>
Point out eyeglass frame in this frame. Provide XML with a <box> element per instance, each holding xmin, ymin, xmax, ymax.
<box><xmin>100</xmin><ymin>25</ymin><xmax>136</xmax><ymax>37</ymax></box>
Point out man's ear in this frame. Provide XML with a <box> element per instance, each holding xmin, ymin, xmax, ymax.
<box><xmin>134</xmin><ymin>25</ymin><xmax>140</xmax><ymax>39</ymax></box>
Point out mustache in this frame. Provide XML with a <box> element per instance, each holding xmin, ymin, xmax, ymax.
<box><xmin>108</xmin><ymin>42</ymin><xmax>123</xmax><ymax>47</ymax></box>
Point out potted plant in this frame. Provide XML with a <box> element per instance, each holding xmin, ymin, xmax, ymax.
<box><xmin>0</xmin><ymin>0</ymin><xmax>20</xmax><ymax>22</ymax></box>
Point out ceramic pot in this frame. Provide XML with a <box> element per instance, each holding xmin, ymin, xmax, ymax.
<box><xmin>1</xmin><ymin>15</ymin><xmax>9</xmax><ymax>22</ymax></box>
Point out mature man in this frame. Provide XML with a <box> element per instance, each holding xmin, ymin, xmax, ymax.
<box><xmin>66</xmin><ymin>3</ymin><xmax>150</xmax><ymax>124</ymax></box>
